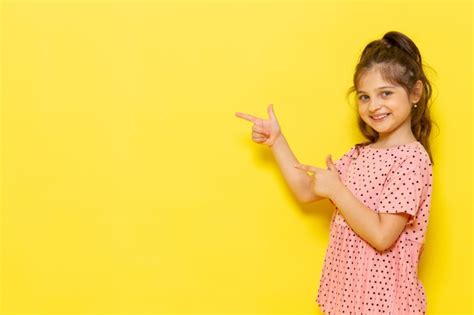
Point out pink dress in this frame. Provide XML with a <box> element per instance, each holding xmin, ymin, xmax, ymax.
<box><xmin>316</xmin><ymin>141</ymin><xmax>433</xmax><ymax>314</ymax></box>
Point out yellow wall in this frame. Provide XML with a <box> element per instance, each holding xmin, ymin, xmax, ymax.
<box><xmin>1</xmin><ymin>0</ymin><xmax>472</xmax><ymax>314</ymax></box>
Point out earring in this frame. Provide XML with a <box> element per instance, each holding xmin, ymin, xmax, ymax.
<box><xmin>413</xmin><ymin>103</ymin><xmax>418</xmax><ymax>108</ymax></box>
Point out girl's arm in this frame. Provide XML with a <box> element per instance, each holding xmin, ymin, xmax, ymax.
<box><xmin>270</xmin><ymin>133</ymin><xmax>325</xmax><ymax>204</ymax></box>
<box><xmin>330</xmin><ymin>185</ymin><xmax>410</xmax><ymax>252</ymax></box>
<box><xmin>330</xmin><ymin>186</ymin><xmax>382</xmax><ymax>250</ymax></box>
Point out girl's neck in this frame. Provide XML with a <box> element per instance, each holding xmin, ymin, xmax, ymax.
<box><xmin>372</xmin><ymin>135</ymin><xmax>418</xmax><ymax>149</ymax></box>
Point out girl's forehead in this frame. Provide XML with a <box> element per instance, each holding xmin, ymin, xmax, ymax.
<box><xmin>357</xmin><ymin>69</ymin><xmax>400</xmax><ymax>90</ymax></box>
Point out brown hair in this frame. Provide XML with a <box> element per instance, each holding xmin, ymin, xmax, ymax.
<box><xmin>345</xmin><ymin>31</ymin><xmax>437</xmax><ymax>165</ymax></box>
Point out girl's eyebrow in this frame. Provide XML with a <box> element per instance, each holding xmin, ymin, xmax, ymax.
<box><xmin>357</xmin><ymin>85</ymin><xmax>396</xmax><ymax>94</ymax></box>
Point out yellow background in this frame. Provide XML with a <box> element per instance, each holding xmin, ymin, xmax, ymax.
<box><xmin>1</xmin><ymin>0</ymin><xmax>472</xmax><ymax>314</ymax></box>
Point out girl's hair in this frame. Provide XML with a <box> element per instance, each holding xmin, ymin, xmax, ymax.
<box><xmin>345</xmin><ymin>31</ymin><xmax>437</xmax><ymax>165</ymax></box>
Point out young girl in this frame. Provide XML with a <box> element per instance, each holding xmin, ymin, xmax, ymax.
<box><xmin>235</xmin><ymin>31</ymin><xmax>434</xmax><ymax>314</ymax></box>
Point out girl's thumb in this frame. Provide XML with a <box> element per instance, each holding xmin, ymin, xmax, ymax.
<box><xmin>268</xmin><ymin>104</ymin><xmax>277</xmax><ymax>120</ymax></box>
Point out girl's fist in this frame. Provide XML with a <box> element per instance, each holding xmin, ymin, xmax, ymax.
<box><xmin>235</xmin><ymin>104</ymin><xmax>282</xmax><ymax>147</ymax></box>
<box><xmin>293</xmin><ymin>155</ymin><xmax>344</xmax><ymax>200</ymax></box>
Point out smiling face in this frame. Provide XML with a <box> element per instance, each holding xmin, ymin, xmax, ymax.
<box><xmin>356</xmin><ymin>65</ymin><xmax>422</xmax><ymax>142</ymax></box>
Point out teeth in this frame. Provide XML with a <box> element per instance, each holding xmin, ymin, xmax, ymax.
<box><xmin>372</xmin><ymin>114</ymin><xmax>389</xmax><ymax>120</ymax></box>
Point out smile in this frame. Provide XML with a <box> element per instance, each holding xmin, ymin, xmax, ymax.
<box><xmin>370</xmin><ymin>113</ymin><xmax>390</xmax><ymax>122</ymax></box>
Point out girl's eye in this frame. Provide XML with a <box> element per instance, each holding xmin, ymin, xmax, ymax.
<box><xmin>358</xmin><ymin>91</ymin><xmax>392</xmax><ymax>101</ymax></box>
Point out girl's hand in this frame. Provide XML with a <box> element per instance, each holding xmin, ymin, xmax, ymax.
<box><xmin>235</xmin><ymin>104</ymin><xmax>282</xmax><ymax>147</ymax></box>
<box><xmin>293</xmin><ymin>154</ymin><xmax>344</xmax><ymax>200</ymax></box>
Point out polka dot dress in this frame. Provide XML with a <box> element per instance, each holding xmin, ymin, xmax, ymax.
<box><xmin>316</xmin><ymin>141</ymin><xmax>432</xmax><ymax>314</ymax></box>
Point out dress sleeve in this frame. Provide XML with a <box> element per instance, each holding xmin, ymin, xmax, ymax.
<box><xmin>376</xmin><ymin>153</ymin><xmax>427</xmax><ymax>225</ymax></box>
<box><xmin>333</xmin><ymin>145</ymin><xmax>357</xmax><ymax>182</ymax></box>
<box><xmin>329</xmin><ymin>145</ymin><xmax>357</xmax><ymax>206</ymax></box>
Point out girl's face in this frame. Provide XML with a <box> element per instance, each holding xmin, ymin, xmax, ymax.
<box><xmin>356</xmin><ymin>67</ymin><xmax>421</xmax><ymax>139</ymax></box>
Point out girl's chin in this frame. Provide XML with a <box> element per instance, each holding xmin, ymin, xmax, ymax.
<box><xmin>369</xmin><ymin>125</ymin><xmax>390</xmax><ymax>133</ymax></box>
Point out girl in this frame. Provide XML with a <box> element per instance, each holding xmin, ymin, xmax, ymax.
<box><xmin>235</xmin><ymin>31</ymin><xmax>434</xmax><ymax>314</ymax></box>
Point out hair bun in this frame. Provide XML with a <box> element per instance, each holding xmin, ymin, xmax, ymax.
<box><xmin>382</xmin><ymin>31</ymin><xmax>421</xmax><ymax>65</ymax></box>
<box><xmin>382</xmin><ymin>36</ymin><xmax>397</xmax><ymax>49</ymax></box>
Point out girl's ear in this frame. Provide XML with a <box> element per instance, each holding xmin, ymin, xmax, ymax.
<box><xmin>410</xmin><ymin>80</ymin><xmax>423</xmax><ymax>104</ymax></box>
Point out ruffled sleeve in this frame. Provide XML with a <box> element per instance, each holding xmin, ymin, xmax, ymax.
<box><xmin>333</xmin><ymin>145</ymin><xmax>357</xmax><ymax>183</ymax></box>
<box><xmin>376</xmin><ymin>153</ymin><xmax>427</xmax><ymax>225</ymax></box>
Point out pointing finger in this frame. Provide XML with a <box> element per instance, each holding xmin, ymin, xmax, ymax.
<box><xmin>235</xmin><ymin>112</ymin><xmax>259</xmax><ymax>123</ymax></box>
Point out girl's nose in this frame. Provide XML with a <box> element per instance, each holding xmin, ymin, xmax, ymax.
<box><xmin>369</xmin><ymin>102</ymin><xmax>382</xmax><ymax>112</ymax></box>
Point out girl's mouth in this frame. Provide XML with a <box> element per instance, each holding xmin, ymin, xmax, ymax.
<box><xmin>370</xmin><ymin>113</ymin><xmax>390</xmax><ymax>122</ymax></box>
